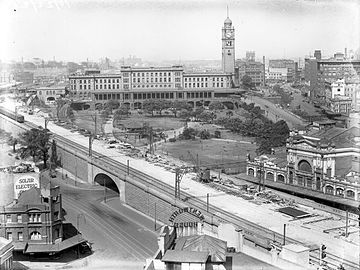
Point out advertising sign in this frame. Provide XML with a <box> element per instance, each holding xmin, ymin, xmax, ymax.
<box><xmin>14</xmin><ymin>173</ymin><xmax>40</xmax><ymax>199</ymax></box>
<box><xmin>169</xmin><ymin>207</ymin><xmax>204</xmax><ymax>228</ymax></box>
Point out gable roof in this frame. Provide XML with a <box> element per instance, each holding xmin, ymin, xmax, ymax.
<box><xmin>174</xmin><ymin>234</ymin><xmax>227</xmax><ymax>262</ymax></box>
<box><xmin>162</xmin><ymin>250</ymin><xmax>209</xmax><ymax>263</ymax></box>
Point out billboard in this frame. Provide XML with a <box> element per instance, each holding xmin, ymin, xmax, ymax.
<box><xmin>13</xmin><ymin>173</ymin><xmax>40</xmax><ymax>199</ymax></box>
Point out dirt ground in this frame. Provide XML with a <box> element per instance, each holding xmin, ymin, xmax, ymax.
<box><xmin>156</xmin><ymin>122</ymin><xmax>257</xmax><ymax>174</ymax></box>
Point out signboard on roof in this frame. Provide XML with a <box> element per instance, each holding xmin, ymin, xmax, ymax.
<box><xmin>14</xmin><ymin>173</ymin><xmax>40</xmax><ymax>199</ymax></box>
<box><xmin>169</xmin><ymin>207</ymin><xmax>204</xmax><ymax>228</ymax></box>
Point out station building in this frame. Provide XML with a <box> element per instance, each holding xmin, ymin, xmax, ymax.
<box><xmin>246</xmin><ymin>127</ymin><xmax>360</xmax><ymax>204</ymax></box>
<box><xmin>68</xmin><ymin>16</ymin><xmax>239</xmax><ymax>109</ymax></box>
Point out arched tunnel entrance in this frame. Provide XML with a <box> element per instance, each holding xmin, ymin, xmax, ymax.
<box><xmin>94</xmin><ymin>173</ymin><xmax>120</xmax><ymax>200</ymax></box>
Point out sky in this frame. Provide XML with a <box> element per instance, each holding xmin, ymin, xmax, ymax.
<box><xmin>0</xmin><ymin>0</ymin><xmax>359</xmax><ymax>63</ymax></box>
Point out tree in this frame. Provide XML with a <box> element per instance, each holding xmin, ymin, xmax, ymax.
<box><xmin>192</xmin><ymin>107</ymin><xmax>205</xmax><ymax>121</ymax></box>
<box><xmin>104</xmin><ymin>100</ymin><xmax>120</xmax><ymax>111</ymax></box>
<box><xmin>19</xmin><ymin>128</ymin><xmax>51</xmax><ymax>168</ymax></box>
<box><xmin>7</xmin><ymin>136</ymin><xmax>17</xmax><ymax>153</ymax></box>
<box><xmin>143</xmin><ymin>100</ymin><xmax>160</xmax><ymax>117</ymax></box>
<box><xmin>226</xmin><ymin>111</ymin><xmax>233</xmax><ymax>118</ymax></box>
<box><xmin>56</xmin><ymin>99</ymin><xmax>67</xmax><ymax>120</ymax></box>
<box><xmin>198</xmin><ymin>111</ymin><xmax>216</xmax><ymax>123</ymax></box>
<box><xmin>209</xmin><ymin>101</ymin><xmax>225</xmax><ymax>111</ymax></box>
<box><xmin>157</xmin><ymin>100</ymin><xmax>172</xmax><ymax>116</ymax></box>
<box><xmin>170</xmin><ymin>101</ymin><xmax>192</xmax><ymax>118</ymax></box>
<box><xmin>241</xmin><ymin>75</ymin><xmax>253</xmax><ymax>88</ymax></box>
<box><xmin>181</xmin><ymin>128</ymin><xmax>196</xmax><ymax>140</ymax></box>
<box><xmin>114</xmin><ymin>105</ymin><xmax>130</xmax><ymax>120</ymax></box>
<box><xmin>199</xmin><ymin>130</ymin><xmax>211</xmax><ymax>140</ymax></box>
<box><xmin>178</xmin><ymin>109</ymin><xmax>192</xmax><ymax>120</ymax></box>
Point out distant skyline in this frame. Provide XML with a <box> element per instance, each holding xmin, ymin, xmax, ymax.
<box><xmin>0</xmin><ymin>0</ymin><xmax>359</xmax><ymax>63</ymax></box>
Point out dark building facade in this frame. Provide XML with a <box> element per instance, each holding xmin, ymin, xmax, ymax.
<box><xmin>0</xmin><ymin>185</ymin><xmax>63</xmax><ymax>253</ymax></box>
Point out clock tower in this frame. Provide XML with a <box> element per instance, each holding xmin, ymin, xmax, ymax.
<box><xmin>222</xmin><ymin>13</ymin><xmax>235</xmax><ymax>74</ymax></box>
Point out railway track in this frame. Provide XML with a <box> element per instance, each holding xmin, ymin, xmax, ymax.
<box><xmin>9</xmin><ymin>119</ymin><xmax>359</xmax><ymax>270</ymax></box>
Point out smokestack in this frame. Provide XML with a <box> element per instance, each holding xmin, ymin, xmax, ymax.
<box><xmin>345</xmin><ymin>48</ymin><xmax>348</xmax><ymax>59</ymax></box>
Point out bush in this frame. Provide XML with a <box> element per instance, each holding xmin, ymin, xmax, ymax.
<box><xmin>199</xmin><ymin>130</ymin><xmax>211</xmax><ymax>139</ymax></box>
<box><xmin>168</xmin><ymin>138</ymin><xmax>176</xmax><ymax>143</ymax></box>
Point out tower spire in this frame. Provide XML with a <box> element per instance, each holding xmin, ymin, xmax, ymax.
<box><xmin>227</xmin><ymin>5</ymin><xmax>229</xmax><ymax>18</ymax></box>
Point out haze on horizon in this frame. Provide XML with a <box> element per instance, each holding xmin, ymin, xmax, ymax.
<box><xmin>0</xmin><ymin>0</ymin><xmax>359</xmax><ymax>63</ymax></box>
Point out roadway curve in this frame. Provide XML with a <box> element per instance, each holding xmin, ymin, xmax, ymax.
<box><xmin>243</xmin><ymin>95</ymin><xmax>306</xmax><ymax>129</ymax></box>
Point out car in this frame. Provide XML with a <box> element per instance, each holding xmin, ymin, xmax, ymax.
<box><xmin>79</xmin><ymin>242</ymin><xmax>92</xmax><ymax>254</ymax></box>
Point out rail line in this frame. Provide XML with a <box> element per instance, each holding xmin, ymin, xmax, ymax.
<box><xmin>7</xmin><ymin>118</ymin><xmax>358</xmax><ymax>270</ymax></box>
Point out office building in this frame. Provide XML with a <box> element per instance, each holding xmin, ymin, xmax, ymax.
<box><xmin>235</xmin><ymin>52</ymin><xmax>265</xmax><ymax>87</ymax></box>
<box><xmin>268</xmin><ymin>59</ymin><xmax>297</xmax><ymax>83</ymax></box>
<box><xmin>304</xmin><ymin>50</ymin><xmax>360</xmax><ymax>99</ymax></box>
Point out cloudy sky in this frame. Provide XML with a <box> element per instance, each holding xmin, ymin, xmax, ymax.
<box><xmin>0</xmin><ymin>0</ymin><xmax>359</xmax><ymax>62</ymax></box>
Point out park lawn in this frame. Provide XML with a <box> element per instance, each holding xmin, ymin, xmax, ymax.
<box><xmin>73</xmin><ymin>110</ymin><xmax>105</xmax><ymax>134</ymax></box>
<box><xmin>156</xmin><ymin>135</ymin><xmax>257</xmax><ymax>173</ymax></box>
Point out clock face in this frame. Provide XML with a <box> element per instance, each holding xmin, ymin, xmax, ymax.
<box><xmin>226</xmin><ymin>31</ymin><xmax>233</xmax><ymax>38</ymax></box>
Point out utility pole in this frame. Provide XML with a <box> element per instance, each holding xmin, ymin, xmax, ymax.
<box><xmin>207</xmin><ymin>193</ymin><xmax>209</xmax><ymax>212</ymax></box>
<box><xmin>345</xmin><ymin>210</ymin><xmax>348</xmax><ymax>238</ymax></box>
<box><xmin>88</xmin><ymin>135</ymin><xmax>94</xmax><ymax>157</ymax></box>
<box><xmin>175</xmin><ymin>168</ymin><xmax>182</xmax><ymax>199</ymax></box>
<box><xmin>154</xmin><ymin>202</ymin><xmax>157</xmax><ymax>231</ymax></box>
<box><xmin>127</xmin><ymin>160</ymin><xmax>130</xmax><ymax>175</ymax></box>
<box><xmin>283</xmin><ymin>224</ymin><xmax>286</xmax><ymax>245</ymax></box>
<box><xmin>103</xmin><ymin>177</ymin><xmax>107</xmax><ymax>203</ymax></box>
<box><xmin>44</xmin><ymin>117</ymin><xmax>50</xmax><ymax>129</ymax></box>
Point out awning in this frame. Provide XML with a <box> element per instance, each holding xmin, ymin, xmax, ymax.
<box><xmin>278</xmin><ymin>207</ymin><xmax>310</xmax><ymax>219</ymax></box>
<box><xmin>24</xmin><ymin>234</ymin><xmax>87</xmax><ymax>254</ymax></box>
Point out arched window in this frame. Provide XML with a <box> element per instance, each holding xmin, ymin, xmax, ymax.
<box><xmin>30</xmin><ymin>231</ymin><xmax>41</xmax><ymax>240</ymax></box>
<box><xmin>336</xmin><ymin>188</ymin><xmax>344</xmax><ymax>197</ymax></box>
<box><xmin>266</xmin><ymin>172</ymin><xmax>274</xmax><ymax>181</ymax></box>
<box><xmin>277</xmin><ymin>174</ymin><xmax>285</xmax><ymax>183</ymax></box>
<box><xmin>325</xmin><ymin>185</ymin><xmax>334</xmax><ymax>195</ymax></box>
<box><xmin>298</xmin><ymin>160</ymin><xmax>312</xmax><ymax>173</ymax></box>
<box><xmin>346</xmin><ymin>190</ymin><xmax>355</xmax><ymax>198</ymax></box>
<box><xmin>248</xmin><ymin>168</ymin><xmax>254</xmax><ymax>176</ymax></box>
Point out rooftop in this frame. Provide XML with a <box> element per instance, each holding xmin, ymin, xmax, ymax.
<box><xmin>0</xmin><ymin>163</ymin><xmax>38</xmax><ymax>174</ymax></box>
<box><xmin>173</xmin><ymin>234</ymin><xmax>227</xmax><ymax>262</ymax></box>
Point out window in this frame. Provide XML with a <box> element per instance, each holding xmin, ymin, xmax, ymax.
<box><xmin>17</xmin><ymin>214</ymin><xmax>22</xmax><ymax>223</ymax></box>
<box><xmin>30</xmin><ymin>231</ymin><xmax>41</xmax><ymax>240</ymax></box>
<box><xmin>29</xmin><ymin>213</ymin><xmax>41</xmax><ymax>223</ymax></box>
<box><xmin>18</xmin><ymin>232</ymin><xmax>23</xmax><ymax>241</ymax></box>
<box><xmin>6</xmin><ymin>215</ymin><xmax>11</xmax><ymax>223</ymax></box>
<box><xmin>7</xmin><ymin>232</ymin><xmax>12</xmax><ymax>240</ymax></box>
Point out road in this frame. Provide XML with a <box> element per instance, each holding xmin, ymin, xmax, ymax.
<box><xmin>283</xmin><ymin>84</ymin><xmax>322</xmax><ymax>117</ymax></box>
<box><xmin>48</xmin><ymin>176</ymin><xmax>158</xmax><ymax>269</ymax></box>
<box><xmin>2</xmin><ymin>98</ymin><xmax>359</xmax><ymax>269</ymax></box>
<box><xmin>243</xmin><ymin>94</ymin><xmax>306</xmax><ymax>129</ymax></box>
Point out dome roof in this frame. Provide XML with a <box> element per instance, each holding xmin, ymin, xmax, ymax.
<box><xmin>224</xmin><ymin>17</ymin><xmax>232</xmax><ymax>24</ymax></box>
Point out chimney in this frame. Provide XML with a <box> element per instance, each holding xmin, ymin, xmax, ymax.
<box><xmin>345</xmin><ymin>48</ymin><xmax>348</xmax><ymax>59</ymax></box>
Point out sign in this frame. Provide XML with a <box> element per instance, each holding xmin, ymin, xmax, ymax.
<box><xmin>14</xmin><ymin>173</ymin><xmax>40</xmax><ymax>199</ymax></box>
<box><xmin>169</xmin><ymin>207</ymin><xmax>204</xmax><ymax>228</ymax></box>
